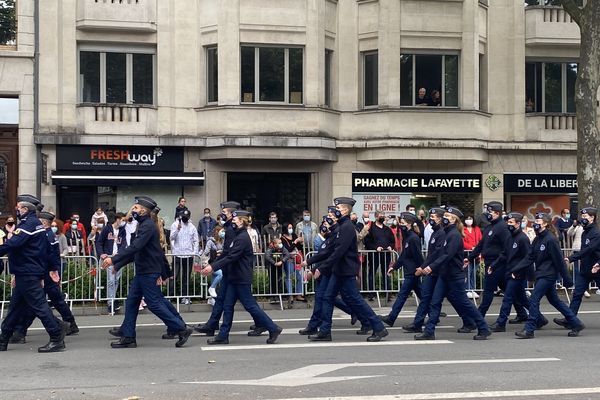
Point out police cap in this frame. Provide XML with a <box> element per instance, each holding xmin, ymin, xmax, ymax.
<box><xmin>487</xmin><ymin>201</ymin><xmax>503</xmax><ymax>212</ymax></box>
<box><xmin>428</xmin><ymin>207</ymin><xmax>445</xmax><ymax>217</ymax></box>
<box><xmin>506</xmin><ymin>212</ymin><xmax>524</xmax><ymax>222</ymax></box>
<box><xmin>37</xmin><ymin>211</ymin><xmax>56</xmax><ymax>221</ymax></box>
<box><xmin>232</xmin><ymin>210</ymin><xmax>251</xmax><ymax>218</ymax></box>
<box><xmin>400</xmin><ymin>212</ymin><xmax>418</xmax><ymax>225</ymax></box>
<box><xmin>581</xmin><ymin>207</ymin><xmax>598</xmax><ymax>216</ymax></box>
<box><xmin>445</xmin><ymin>206</ymin><xmax>464</xmax><ymax>219</ymax></box>
<box><xmin>333</xmin><ymin>197</ymin><xmax>356</xmax><ymax>207</ymax></box>
<box><xmin>220</xmin><ymin>201</ymin><xmax>241</xmax><ymax>210</ymax></box>
<box><xmin>135</xmin><ymin>196</ymin><xmax>157</xmax><ymax>211</ymax></box>
<box><xmin>17</xmin><ymin>194</ymin><xmax>40</xmax><ymax>206</ymax></box>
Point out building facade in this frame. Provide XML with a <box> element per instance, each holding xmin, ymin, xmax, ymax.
<box><xmin>29</xmin><ymin>0</ymin><xmax>587</xmax><ymax>228</ymax></box>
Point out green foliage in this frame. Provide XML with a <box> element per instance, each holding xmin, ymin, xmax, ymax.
<box><xmin>0</xmin><ymin>0</ymin><xmax>16</xmax><ymax>46</ymax></box>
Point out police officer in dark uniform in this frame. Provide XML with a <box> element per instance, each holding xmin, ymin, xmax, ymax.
<box><xmin>0</xmin><ymin>194</ymin><xmax>67</xmax><ymax>352</ymax></box>
<box><xmin>515</xmin><ymin>212</ymin><xmax>584</xmax><ymax>339</ymax></box>
<box><xmin>101</xmin><ymin>196</ymin><xmax>192</xmax><ymax>348</ymax></box>
<box><xmin>11</xmin><ymin>210</ymin><xmax>79</xmax><ymax>343</ymax></box>
<box><xmin>309</xmin><ymin>197</ymin><xmax>388</xmax><ymax>342</ymax></box>
<box><xmin>557</xmin><ymin>207</ymin><xmax>600</xmax><ymax>327</ymax></box>
<box><xmin>415</xmin><ymin>206</ymin><xmax>491</xmax><ymax>341</ymax></box>
<box><xmin>379</xmin><ymin>212</ymin><xmax>423</xmax><ymax>327</ymax></box>
<box><xmin>466</xmin><ymin>201</ymin><xmax>528</xmax><ymax>322</ymax></box>
<box><xmin>490</xmin><ymin>212</ymin><xmax>545</xmax><ymax>332</ymax></box>
<box><xmin>202</xmin><ymin>210</ymin><xmax>282</xmax><ymax>345</ymax></box>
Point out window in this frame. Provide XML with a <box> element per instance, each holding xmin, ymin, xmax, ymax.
<box><xmin>363</xmin><ymin>51</ymin><xmax>378</xmax><ymax>107</ymax></box>
<box><xmin>525</xmin><ymin>61</ymin><xmax>577</xmax><ymax>113</ymax></box>
<box><xmin>324</xmin><ymin>50</ymin><xmax>332</xmax><ymax>107</ymax></box>
<box><xmin>240</xmin><ymin>46</ymin><xmax>304</xmax><ymax>104</ymax></box>
<box><xmin>0</xmin><ymin>0</ymin><xmax>16</xmax><ymax>47</ymax></box>
<box><xmin>78</xmin><ymin>49</ymin><xmax>155</xmax><ymax>105</ymax></box>
<box><xmin>206</xmin><ymin>47</ymin><xmax>218</xmax><ymax>103</ymax></box>
<box><xmin>400</xmin><ymin>54</ymin><xmax>459</xmax><ymax>107</ymax></box>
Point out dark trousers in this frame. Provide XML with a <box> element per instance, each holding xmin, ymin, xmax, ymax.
<box><xmin>496</xmin><ymin>278</ymin><xmax>530</xmax><ymax>326</ymax></box>
<box><xmin>389</xmin><ymin>275</ymin><xmax>422</xmax><ymax>323</ymax></box>
<box><xmin>218</xmin><ymin>283</ymin><xmax>278</xmax><ymax>339</ymax></box>
<box><xmin>479</xmin><ymin>267</ymin><xmax>528</xmax><ymax>319</ymax></box>
<box><xmin>16</xmin><ymin>275</ymin><xmax>75</xmax><ymax>335</ymax></box>
<box><xmin>205</xmin><ymin>276</ymin><xmax>228</xmax><ymax>329</ymax></box>
<box><xmin>367</xmin><ymin>252</ymin><xmax>391</xmax><ymax>292</ymax></box>
<box><xmin>319</xmin><ymin>274</ymin><xmax>384</xmax><ymax>334</ymax></box>
<box><xmin>170</xmin><ymin>256</ymin><xmax>193</xmax><ymax>297</ymax></box>
<box><xmin>525</xmin><ymin>277</ymin><xmax>582</xmax><ymax>333</ymax></box>
<box><xmin>120</xmin><ymin>273</ymin><xmax>186</xmax><ymax>338</ymax></box>
<box><xmin>424</xmin><ymin>276</ymin><xmax>489</xmax><ymax>336</ymax></box>
<box><xmin>413</xmin><ymin>275</ymin><xmax>438</xmax><ymax>328</ymax></box>
<box><xmin>307</xmin><ymin>274</ymin><xmax>368</xmax><ymax>331</ymax></box>
<box><xmin>570</xmin><ymin>273</ymin><xmax>594</xmax><ymax>314</ymax></box>
<box><xmin>1</xmin><ymin>276</ymin><xmax>61</xmax><ymax>339</ymax></box>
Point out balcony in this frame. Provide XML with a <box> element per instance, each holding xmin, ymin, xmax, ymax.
<box><xmin>525</xmin><ymin>6</ymin><xmax>580</xmax><ymax>46</ymax></box>
<box><xmin>76</xmin><ymin>104</ymin><xmax>158</xmax><ymax>136</ymax></box>
<box><xmin>76</xmin><ymin>0</ymin><xmax>157</xmax><ymax>33</ymax></box>
<box><xmin>526</xmin><ymin>113</ymin><xmax>576</xmax><ymax>142</ymax></box>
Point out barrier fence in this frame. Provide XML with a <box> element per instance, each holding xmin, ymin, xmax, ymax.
<box><xmin>1</xmin><ymin>246</ymin><xmax>599</xmax><ymax>317</ymax></box>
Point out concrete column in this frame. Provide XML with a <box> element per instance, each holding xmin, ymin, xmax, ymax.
<box><xmin>304</xmin><ymin>0</ymin><xmax>325</xmax><ymax>106</ymax></box>
<box><xmin>461</xmin><ymin>0</ymin><xmax>479</xmax><ymax>110</ymax></box>
<box><xmin>217</xmin><ymin>0</ymin><xmax>240</xmax><ymax>106</ymax></box>
<box><xmin>378</xmin><ymin>0</ymin><xmax>401</xmax><ymax>108</ymax></box>
<box><xmin>336</xmin><ymin>0</ymin><xmax>358</xmax><ymax>111</ymax></box>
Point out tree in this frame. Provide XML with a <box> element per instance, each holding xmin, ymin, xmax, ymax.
<box><xmin>559</xmin><ymin>1</ymin><xmax>600</xmax><ymax>207</ymax></box>
<box><xmin>0</xmin><ymin>0</ymin><xmax>16</xmax><ymax>46</ymax></box>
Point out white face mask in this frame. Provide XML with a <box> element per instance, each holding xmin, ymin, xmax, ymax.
<box><xmin>119</xmin><ymin>221</ymin><xmax>126</xmax><ymax>228</ymax></box>
<box><xmin>288</xmin><ymin>228</ymin><xmax>293</xmax><ymax>235</ymax></box>
<box><xmin>97</xmin><ymin>224</ymin><xmax>104</xmax><ymax>229</ymax></box>
<box><xmin>465</xmin><ymin>219</ymin><xmax>473</xmax><ymax>226</ymax></box>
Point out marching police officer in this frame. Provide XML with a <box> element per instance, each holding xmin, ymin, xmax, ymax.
<box><xmin>101</xmin><ymin>196</ymin><xmax>192</xmax><ymax>348</ymax></box>
<box><xmin>309</xmin><ymin>197</ymin><xmax>388</xmax><ymax>342</ymax></box>
<box><xmin>0</xmin><ymin>194</ymin><xmax>67</xmax><ymax>352</ymax></box>
<box><xmin>202</xmin><ymin>210</ymin><xmax>282</xmax><ymax>345</ymax></box>
<box><xmin>11</xmin><ymin>210</ymin><xmax>79</xmax><ymax>343</ymax></box>
<box><xmin>558</xmin><ymin>207</ymin><xmax>600</xmax><ymax>327</ymax></box>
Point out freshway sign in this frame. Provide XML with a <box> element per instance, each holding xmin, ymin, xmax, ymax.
<box><xmin>352</xmin><ymin>172</ymin><xmax>482</xmax><ymax>193</ymax></box>
<box><xmin>504</xmin><ymin>174</ymin><xmax>577</xmax><ymax>193</ymax></box>
<box><xmin>56</xmin><ymin>145</ymin><xmax>184</xmax><ymax>172</ymax></box>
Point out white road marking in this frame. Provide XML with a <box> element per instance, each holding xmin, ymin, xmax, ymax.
<box><xmin>200</xmin><ymin>340</ymin><xmax>453</xmax><ymax>351</ymax></box>
<box><xmin>273</xmin><ymin>387</ymin><xmax>600</xmax><ymax>399</ymax></box>
<box><xmin>183</xmin><ymin>358</ymin><xmax>559</xmax><ymax>387</ymax></box>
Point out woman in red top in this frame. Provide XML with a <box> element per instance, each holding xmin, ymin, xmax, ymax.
<box><xmin>463</xmin><ymin>215</ymin><xmax>482</xmax><ymax>298</ymax></box>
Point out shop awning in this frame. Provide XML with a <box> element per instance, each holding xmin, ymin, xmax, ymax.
<box><xmin>51</xmin><ymin>171</ymin><xmax>205</xmax><ymax>186</ymax></box>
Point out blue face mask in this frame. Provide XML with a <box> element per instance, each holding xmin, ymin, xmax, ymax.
<box><xmin>485</xmin><ymin>213</ymin><xmax>493</xmax><ymax>222</ymax></box>
<box><xmin>131</xmin><ymin>211</ymin><xmax>140</xmax><ymax>221</ymax></box>
<box><xmin>442</xmin><ymin>217</ymin><xmax>451</xmax><ymax>226</ymax></box>
<box><xmin>428</xmin><ymin>218</ymin><xmax>436</xmax><ymax>226</ymax></box>
<box><xmin>580</xmin><ymin>218</ymin><xmax>590</xmax><ymax>227</ymax></box>
<box><xmin>521</xmin><ymin>221</ymin><xmax>527</xmax><ymax>229</ymax></box>
<box><xmin>218</xmin><ymin>230</ymin><xmax>226</xmax><ymax>239</ymax></box>
<box><xmin>533</xmin><ymin>223</ymin><xmax>542</xmax><ymax>232</ymax></box>
<box><xmin>334</xmin><ymin>210</ymin><xmax>342</xmax><ymax>219</ymax></box>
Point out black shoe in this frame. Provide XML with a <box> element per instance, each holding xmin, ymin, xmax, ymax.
<box><xmin>9</xmin><ymin>332</ymin><xmax>26</xmax><ymax>344</ymax></box>
<box><xmin>553</xmin><ymin>317</ymin><xmax>569</xmax><ymax>328</ymax></box>
<box><xmin>367</xmin><ymin>328</ymin><xmax>389</xmax><ymax>342</ymax></box>
<box><xmin>267</xmin><ymin>326</ymin><xmax>283</xmax><ymax>344</ymax></box>
<box><xmin>356</xmin><ymin>326</ymin><xmax>371</xmax><ymax>335</ymax></box>
<box><xmin>403</xmin><ymin>324</ymin><xmax>422</xmax><ymax>333</ymax></box>
<box><xmin>414</xmin><ymin>332</ymin><xmax>435</xmax><ymax>340</ymax></box>
<box><xmin>508</xmin><ymin>316</ymin><xmax>528</xmax><ymax>324</ymax></box>
<box><xmin>379</xmin><ymin>315</ymin><xmax>394</xmax><ymax>327</ymax></box>
<box><xmin>248</xmin><ymin>327</ymin><xmax>267</xmax><ymax>337</ymax></box>
<box><xmin>489</xmin><ymin>323</ymin><xmax>506</xmax><ymax>333</ymax></box>
<box><xmin>162</xmin><ymin>332</ymin><xmax>177</xmax><ymax>340</ymax></box>
<box><xmin>111</xmin><ymin>337</ymin><xmax>137</xmax><ymax>348</ymax></box>
<box><xmin>515</xmin><ymin>330</ymin><xmax>534</xmax><ymax>339</ymax></box>
<box><xmin>193</xmin><ymin>324</ymin><xmax>216</xmax><ymax>336</ymax></box>
<box><xmin>537</xmin><ymin>317</ymin><xmax>549</xmax><ymax>329</ymax></box>
<box><xmin>568</xmin><ymin>323</ymin><xmax>585</xmax><ymax>337</ymax></box>
<box><xmin>66</xmin><ymin>321</ymin><xmax>79</xmax><ymax>336</ymax></box>
<box><xmin>207</xmin><ymin>336</ymin><xmax>229</xmax><ymax>345</ymax></box>
<box><xmin>0</xmin><ymin>341</ymin><xmax>7</xmax><ymax>351</ymax></box>
<box><xmin>176</xmin><ymin>327</ymin><xmax>193</xmax><ymax>348</ymax></box>
<box><xmin>249</xmin><ymin>324</ymin><xmax>256</xmax><ymax>331</ymax></box>
<box><xmin>440</xmin><ymin>312</ymin><xmax>447</xmax><ymax>318</ymax></box>
<box><xmin>38</xmin><ymin>339</ymin><xmax>66</xmax><ymax>353</ymax></box>
<box><xmin>350</xmin><ymin>314</ymin><xmax>358</xmax><ymax>326</ymax></box>
<box><xmin>0</xmin><ymin>334</ymin><xmax>10</xmax><ymax>351</ymax></box>
<box><xmin>457</xmin><ymin>325</ymin><xmax>476</xmax><ymax>333</ymax></box>
<box><xmin>299</xmin><ymin>327</ymin><xmax>318</xmax><ymax>335</ymax></box>
<box><xmin>474</xmin><ymin>331</ymin><xmax>492</xmax><ymax>340</ymax></box>
<box><xmin>109</xmin><ymin>327</ymin><xmax>123</xmax><ymax>338</ymax></box>
<box><xmin>309</xmin><ymin>332</ymin><xmax>332</xmax><ymax>341</ymax></box>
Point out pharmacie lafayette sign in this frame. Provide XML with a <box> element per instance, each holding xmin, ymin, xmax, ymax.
<box><xmin>56</xmin><ymin>145</ymin><xmax>184</xmax><ymax>172</ymax></box>
<box><xmin>504</xmin><ymin>174</ymin><xmax>578</xmax><ymax>193</ymax></box>
<box><xmin>352</xmin><ymin>172</ymin><xmax>482</xmax><ymax>193</ymax></box>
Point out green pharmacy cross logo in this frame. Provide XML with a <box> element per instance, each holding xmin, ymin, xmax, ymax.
<box><xmin>153</xmin><ymin>147</ymin><xmax>163</xmax><ymax>157</ymax></box>
<box><xmin>485</xmin><ymin>175</ymin><xmax>501</xmax><ymax>192</ymax></box>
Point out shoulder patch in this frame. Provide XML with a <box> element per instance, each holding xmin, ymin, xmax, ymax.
<box><xmin>13</xmin><ymin>229</ymin><xmax>21</xmax><ymax>235</ymax></box>
<box><xmin>512</xmin><ymin>242</ymin><xmax>518</xmax><ymax>249</ymax></box>
<box><xmin>488</xmin><ymin>231</ymin><xmax>493</xmax><ymax>236</ymax></box>
<box><xmin>405</xmin><ymin>243</ymin><xmax>409</xmax><ymax>249</ymax></box>
<box><xmin>443</xmin><ymin>240</ymin><xmax>447</xmax><ymax>247</ymax></box>
<box><xmin>230</xmin><ymin>242</ymin><xmax>234</xmax><ymax>248</ymax></box>
<box><xmin>586</xmin><ymin>238</ymin><xmax>590</xmax><ymax>245</ymax></box>
<box><xmin>321</xmin><ymin>243</ymin><xmax>327</xmax><ymax>249</ymax></box>
<box><xmin>431</xmin><ymin>238</ymin><xmax>436</xmax><ymax>244</ymax></box>
<box><xmin>540</xmin><ymin>244</ymin><xmax>546</xmax><ymax>251</ymax></box>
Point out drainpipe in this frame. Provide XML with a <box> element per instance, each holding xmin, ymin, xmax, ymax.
<box><xmin>34</xmin><ymin>0</ymin><xmax>41</xmax><ymax>198</ymax></box>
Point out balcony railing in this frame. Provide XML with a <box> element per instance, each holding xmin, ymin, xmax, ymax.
<box><xmin>526</xmin><ymin>113</ymin><xmax>577</xmax><ymax>142</ymax></box>
<box><xmin>76</xmin><ymin>104</ymin><xmax>158</xmax><ymax>135</ymax></box>
<box><xmin>76</xmin><ymin>0</ymin><xmax>157</xmax><ymax>32</ymax></box>
<box><xmin>525</xmin><ymin>5</ymin><xmax>580</xmax><ymax>45</ymax></box>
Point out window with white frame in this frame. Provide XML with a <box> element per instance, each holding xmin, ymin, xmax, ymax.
<box><xmin>240</xmin><ymin>46</ymin><xmax>303</xmax><ymax>104</ymax></box>
<box><xmin>206</xmin><ymin>46</ymin><xmax>218</xmax><ymax>104</ymax></box>
<box><xmin>79</xmin><ymin>48</ymin><xmax>155</xmax><ymax>105</ymax></box>
<box><xmin>363</xmin><ymin>51</ymin><xmax>378</xmax><ymax>107</ymax></box>
<box><xmin>400</xmin><ymin>54</ymin><xmax>459</xmax><ymax>107</ymax></box>
<box><xmin>525</xmin><ymin>61</ymin><xmax>577</xmax><ymax>113</ymax></box>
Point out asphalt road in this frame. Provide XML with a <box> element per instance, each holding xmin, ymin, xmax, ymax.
<box><xmin>2</xmin><ymin>296</ymin><xmax>600</xmax><ymax>400</ymax></box>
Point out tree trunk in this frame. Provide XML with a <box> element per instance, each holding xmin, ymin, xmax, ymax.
<box><xmin>575</xmin><ymin>3</ymin><xmax>600</xmax><ymax>207</ymax></box>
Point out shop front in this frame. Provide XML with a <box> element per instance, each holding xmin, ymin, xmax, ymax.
<box><xmin>504</xmin><ymin>173</ymin><xmax>578</xmax><ymax>217</ymax></box>
<box><xmin>51</xmin><ymin>145</ymin><xmax>204</xmax><ymax>228</ymax></box>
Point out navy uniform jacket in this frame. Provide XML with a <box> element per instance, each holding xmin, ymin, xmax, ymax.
<box><xmin>423</xmin><ymin>223</ymin><xmax>446</xmax><ymax>276</ymax></box>
<box><xmin>506</xmin><ymin>230</ymin><xmax>533</xmax><ymax>280</ymax></box>
<box><xmin>392</xmin><ymin>229</ymin><xmax>423</xmax><ymax>277</ymax></box>
<box><xmin>97</xmin><ymin>224</ymin><xmax>127</xmax><ymax>255</ymax></box>
<box><xmin>525</xmin><ymin>229</ymin><xmax>572</xmax><ymax>285</ymax></box>
<box><xmin>327</xmin><ymin>215</ymin><xmax>360</xmax><ymax>278</ymax></box>
<box><xmin>429</xmin><ymin>224</ymin><xmax>464</xmax><ymax>280</ymax></box>
<box><xmin>45</xmin><ymin>228</ymin><xmax>61</xmax><ymax>273</ymax></box>
<box><xmin>568</xmin><ymin>224</ymin><xmax>600</xmax><ymax>278</ymax></box>
<box><xmin>307</xmin><ymin>225</ymin><xmax>338</xmax><ymax>277</ymax></box>
<box><xmin>0</xmin><ymin>211</ymin><xmax>47</xmax><ymax>277</ymax></box>
<box><xmin>213</xmin><ymin>219</ymin><xmax>236</xmax><ymax>277</ymax></box>
<box><xmin>212</xmin><ymin>227</ymin><xmax>254</xmax><ymax>285</ymax></box>
<box><xmin>111</xmin><ymin>214</ymin><xmax>163</xmax><ymax>275</ymax></box>
<box><xmin>468</xmin><ymin>217</ymin><xmax>510</xmax><ymax>271</ymax></box>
